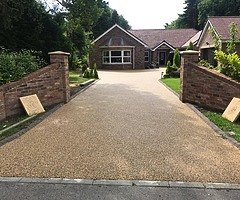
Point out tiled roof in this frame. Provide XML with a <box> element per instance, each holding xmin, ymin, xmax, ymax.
<box><xmin>182</xmin><ymin>31</ymin><xmax>202</xmax><ymax>47</ymax></box>
<box><xmin>129</xmin><ymin>29</ymin><xmax>199</xmax><ymax>49</ymax></box>
<box><xmin>209</xmin><ymin>16</ymin><xmax>240</xmax><ymax>40</ymax></box>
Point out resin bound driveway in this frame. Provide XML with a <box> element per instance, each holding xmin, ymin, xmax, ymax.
<box><xmin>0</xmin><ymin>70</ymin><xmax>240</xmax><ymax>183</ymax></box>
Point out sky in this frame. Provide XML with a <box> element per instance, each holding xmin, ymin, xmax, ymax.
<box><xmin>107</xmin><ymin>0</ymin><xmax>186</xmax><ymax>29</ymax></box>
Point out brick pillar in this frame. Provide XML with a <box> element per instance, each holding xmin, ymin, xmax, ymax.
<box><xmin>48</xmin><ymin>51</ymin><xmax>70</xmax><ymax>103</ymax></box>
<box><xmin>179</xmin><ymin>51</ymin><xmax>199</xmax><ymax>102</ymax></box>
<box><xmin>0</xmin><ymin>88</ymin><xmax>6</xmax><ymax>121</ymax></box>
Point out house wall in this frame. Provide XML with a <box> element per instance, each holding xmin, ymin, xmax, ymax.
<box><xmin>180</xmin><ymin>52</ymin><xmax>240</xmax><ymax>111</ymax></box>
<box><xmin>152</xmin><ymin>48</ymin><xmax>171</xmax><ymax>67</ymax></box>
<box><xmin>198</xmin><ymin>25</ymin><xmax>215</xmax><ymax>49</ymax></box>
<box><xmin>89</xmin><ymin>27</ymin><xmax>146</xmax><ymax>70</ymax></box>
<box><xmin>0</xmin><ymin>52</ymin><xmax>70</xmax><ymax>121</ymax></box>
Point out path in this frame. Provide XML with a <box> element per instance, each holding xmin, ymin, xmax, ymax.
<box><xmin>0</xmin><ymin>70</ymin><xmax>240</xmax><ymax>183</ymax></box>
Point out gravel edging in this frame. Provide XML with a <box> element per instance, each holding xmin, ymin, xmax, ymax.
<box><xmin>159</xmin><ymin>80</ymin><xmax>240</xmax><ymax>149</ymax></box>
<box><xmin>1</xmin><ymin>177</ymin><xmax>240</xmax><ymax>190</ymax></box>
<box><xmin>70</xmin><ymin>79</ymin><xmax>98</xmax><ymax>100</ymax></box>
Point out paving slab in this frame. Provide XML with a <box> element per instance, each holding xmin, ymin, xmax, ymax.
<box><xmin>0</xmin><ymin>70</ymin><xmax>240</xmax><ymax>183</ymax></box>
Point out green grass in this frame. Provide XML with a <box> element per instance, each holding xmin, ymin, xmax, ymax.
<box><xmin>161</xmin><ymin>78</ymin><xmax>180</xmax><ymax>94</ymax></box>
<box><xmin>0</xmin><ymin>115</ymin><xmax>37</xmax><ymax>139</ymax></box>
<box><xmin>69</xmin><ymin>70</ymin><xmax>89</xmax><ymax>85</ymax></box>
<box><xmin>202</xmin><ymin>110</ymin><xmax>240</xmax><ymax>142</ymax></box>
<box><xmin>0</xmin><ymin>115</ymin><xmax>28</xmax><ymax>131</ymax></box>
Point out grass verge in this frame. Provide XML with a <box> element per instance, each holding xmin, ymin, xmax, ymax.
<box><xmin>161</xmin><ymin>78</ymin><xmax>180</xmax><ymax>94</ymax></box>
<box><xmin>201</xmin><ymin>110</ymin><xmax>240</xmax><ymax>142</ymax></box>
<box><xmin>69</xmin><ymin>70</ymin><xmax>89</xmax><ymax>86</ymax></box>
<box><xmin>161</xmin><ymin>77</ymin><xmax>240</xmax><ymax>142</ymax></box>
<box><xmin>0</xmin><ymin>115</ymin><xmax>39</xmax><ymax>140</ymax></box>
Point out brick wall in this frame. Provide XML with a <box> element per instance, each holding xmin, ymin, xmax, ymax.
<box><xmin>0</xmin><ymin>51</ymin><xmax>70</xmax><ymax>121</ymax></box>
<box><xmin>180</xmin><ymin>51</ymin><xmax>240</xmax><ymax>111</ymax></box>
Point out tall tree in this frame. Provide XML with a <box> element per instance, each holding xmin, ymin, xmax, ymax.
<box><xmin>198</xmin><ymin>0</ymin><xmax>240</xmax><ymax>29</ymax></box>
<box><xmin>166</xmin><ymin>0</ymin><xmax>240</xmax><ymax>30</ymax></box>
<box><xmin>165</xmin><ymin>0</ymin><xmax>199</xmax><ymax>29</ymax></box>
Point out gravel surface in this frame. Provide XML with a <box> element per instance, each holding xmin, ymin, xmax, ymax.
<box><xmin>0</xmin><ymin>70</ymin><xmax>240</xmax><ymax>183</ymax></box>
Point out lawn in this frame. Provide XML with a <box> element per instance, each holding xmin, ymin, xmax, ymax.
<box><xmin>202</xmin><ymin>110</ymin><xmax>240</xmax><ymax>142</ymax></box>
<box><xmin>161</xmin><ymin>78</ymin><xmax>180</xmax><ymax>94</ymax></box>
<box><xmin>69</xmin><ymin>70</ymin><xmax>90</xmax><ymax>86</ymax></box>
<box><xmin>161</xmin><ymin>77</ymin><xmax>240</xmax><ymax>142</ymax></box>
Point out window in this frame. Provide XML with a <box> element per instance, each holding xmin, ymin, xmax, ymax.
<box><xmin>145</xmin><ymin>51</ymin><xmax>149</xmax><ymax>62</ymax></box>
<box><xmin>102</xmin><ymin>50</ymin><xmax>131</xmax><ymax>64</ymax></box>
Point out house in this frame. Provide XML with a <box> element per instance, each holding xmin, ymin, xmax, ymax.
<box><xmin>198</xmin><ymin>16</ymin><xmax>240</xmax><ymax>65</ymax></box>
<box><xmin>89</xmin><ymin>24</ymin><xmax>200</xmax><ymax>70</ymax></box>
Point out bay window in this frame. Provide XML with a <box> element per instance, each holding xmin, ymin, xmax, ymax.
<box><xmin>102</xmin><ymin>50</ymin><xmax>131</xmax><ymax>64</ymax></box>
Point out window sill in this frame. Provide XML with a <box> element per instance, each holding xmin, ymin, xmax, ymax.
<box><xmin>102</xmin><ymin>63</ymin><xmax>132</xmax><ymax>65</ymax></box>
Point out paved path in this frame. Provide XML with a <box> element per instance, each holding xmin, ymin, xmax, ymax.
<box><xmin>1</xmin><ymin>182</ymin><xmax>240</xmax><ymax>200</ymax></box>
<box><xmin>0</xmin><ymin>70</ymin><xmax>240</xmax><ymax>183</ymax></box>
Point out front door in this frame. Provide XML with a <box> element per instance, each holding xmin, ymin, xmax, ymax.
<box><xmin>159</xmin><ymin>52</ymin><xmax>166</xmax><ymax>66</ymax></box>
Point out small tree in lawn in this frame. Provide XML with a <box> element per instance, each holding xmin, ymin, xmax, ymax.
<box><xmin>173</xmin><ymin>49</ymin><xmax>181</xmax><ymax>68</ymax></box>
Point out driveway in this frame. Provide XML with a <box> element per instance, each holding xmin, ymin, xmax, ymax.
<box><xmin>0</xmin><ymin>70</ymin><xmax>240</xmax><ymax>183</ymax></box>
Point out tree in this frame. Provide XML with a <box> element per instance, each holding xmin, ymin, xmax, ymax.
<box><xmin>166</xmin><ymin>0</ymin><xmax>240</xmax><ymax>30</ymax></box>
<box><xmin>165</xmin><ymin>0</ymin><xmax>199</xmax><ymax>29</ymax></box>
<box><xmin>0</xmin><ymin>0</ymin><xmax>70</xmax><ymax>61</ymax></box>
<box><xmin>173</xmin><ymin>49</ymin><xmax>181</xmax><ymax>68</ymax></box>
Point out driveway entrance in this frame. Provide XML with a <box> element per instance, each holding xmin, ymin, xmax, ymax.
<box><xmin>0</xmin><ymin>70</ymin><xmax>240</xmax><ymax>183</ymax></box>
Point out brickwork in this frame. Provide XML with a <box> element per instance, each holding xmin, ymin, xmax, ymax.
<box><xmin>180</xmin><ymin>51</ymin><xmax>240</xmax><ymax>111</ymax></box>
<box><xmin>89</xmin><ymin>26</ymin><xmax>146</xmax><ymax>70</ymax></box>
<box><xmin>0</xmin><ymin>51</ymin><xmax>70</xmax><ymax>121</ymax></box>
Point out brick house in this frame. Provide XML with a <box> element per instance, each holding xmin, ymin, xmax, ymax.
<box><xmin>89</xmin><ymin>24</ymin><xmax>200</xmax><ymax>70</ymax></box>
<box><xmin>198</xmin><ymin>16</ymin><xmax>240</xmax><ymax>65</ymax></box>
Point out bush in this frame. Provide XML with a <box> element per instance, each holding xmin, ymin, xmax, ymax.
<box><xmin>82</xmin><ymin>64</ymin><xmax>99</xmax><ymax>79</ymax></box>
<box><xmin>83</xmin><ymin>68</ymin><xmax>90</xmax><ymax>78</ymax></box>
<box><xmin>199</xmin><ymin>60</ymin><xmax>214</xmax><ymax>69</ymax></box>
<box><xmin>0</xmin><ymin>50</ymin><xmax>39</xmax><ymax>85</ymax></box>
<box><xmin>81</xmin><ymin>65</ymin><xmax>87</xmax><ymax>74</ymax></box>
<box><xmin>187</xmin><ymin>41</ymin><xmax>194</xmax><ymax>50</ymax></box>
<box><xmin>215</xmin><ymin>51</ymin><xmax>240</xmax><ymax>81</ymax></box>
<box><xmin>93</xmin><ymin>64</ymin><xmax>99</xmax><ymax>79</ymax></box>
<box><xmin>164</xmin><ymin>60</ymin><xmax>180</xmax><ymax>78</ymax></box>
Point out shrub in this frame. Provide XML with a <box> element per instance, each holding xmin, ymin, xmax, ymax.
<box><xmin>93</xmin><ymin>64</ymin><xmax>99</xmax><ymax>79</ymax></box>
<box><xmin>0</xmin><ymin>50</ymin><xmax>39</xmax><ymax>85</ymax></box>
<box><xmin>187</xmin><ymin>41</ymin><xmax>194</xmax><ymax>50</ymax></box>
<box><xmin>199</xmin><ymin>60</ymin><xmax>214</xmax><ymax>69</ymax></box>
<box><xmin>81</xmin><ymin>65</ymin><xmax>87</xmax><ymax>74</ymax></box>
<box><xmin>173</xmin><ymin>49</ymin><xmax>181</xmax><ymax>68</ymax></box>
<box><xmin>215</xmin><ymin>51</ymin><xmax>240</xmax><ymax>81</ymax></box>
<box><xmin>83</xmin><ymin>68</ymin><xmax>90</xmax><ymax>78</ymax></box>
<box><xmin>89</xmin><ymin>68</ymin><xmax>94</xmax><ymax>78</ymax></box>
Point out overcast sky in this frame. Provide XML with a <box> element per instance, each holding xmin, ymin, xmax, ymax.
<box><xmin>107</xmin><ymin>0</ymin><xmax>186</xmax><ymax>29</ymax></box>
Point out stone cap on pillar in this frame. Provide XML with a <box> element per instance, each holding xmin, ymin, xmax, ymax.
<box><xmin>48</xmin><ymin>51</ymin><xmax>70</xmax><ymax>64</ymax></box>
<box><xmin>180</xmin><ymin>50</ymin><xmax>199</xmax><ymax>55</ymax></box>
<box><xmin>48</xmin><ymin>51</ymin><xmax>70</xmax><ymax>56</ymax></box>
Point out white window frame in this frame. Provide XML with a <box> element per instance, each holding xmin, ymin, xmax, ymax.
<box><xmin>102</xmin><ymin>50</ymin><xmax>132</xmax><ymax>64</ymax></box>
<box><xmin>145</xmin><ymin>51</ymin><xmax>149</xmax><ymax>62</ymax></box>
